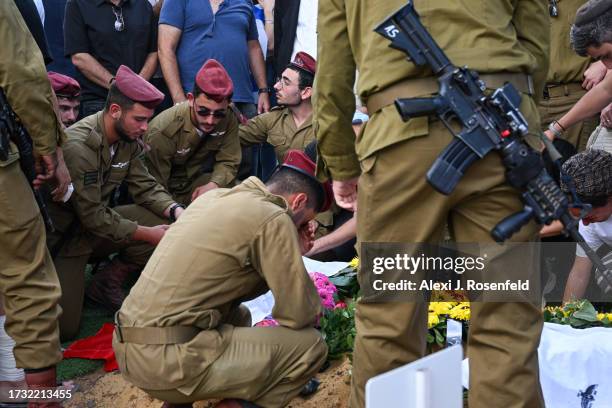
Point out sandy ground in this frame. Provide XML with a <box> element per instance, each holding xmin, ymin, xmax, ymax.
<box><xmin>64</xmin><ymin>358</ymin><xmax>351</xmax><ymax>408</ymax></box>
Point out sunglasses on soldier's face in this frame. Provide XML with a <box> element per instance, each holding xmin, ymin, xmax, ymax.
<box><xmin>195</xmin><ymin>107</ymin><xmax>227</xmax><ymax>118</ymax></box>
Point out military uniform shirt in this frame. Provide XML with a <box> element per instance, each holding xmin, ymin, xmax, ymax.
<box><xmin>239</xmin><ymin>106</ymin><xmax>315</xmax><ymax>164</ymax></box>
<box><xmin>62</xmin><ymin>112</ymin><xmax>175</xmax><ymax>242</ymax></box>
<box><xmin>117</xmin><ymin>177</ymin><xmax>322</xmax><ymax>391</ymax></box>
<box><xmin>314</xmin><ymin>0</ymin><xmax>550</xmax><ymax>180</ymax></box>
<box><xmin>546</xmin><ymin>0</ymin><xmax>591</xmax><ymax>84</ymax></box>
<box><xmin>0</xmin><ymin>1</ymin><xmax>65</xmax><ymax>165</ymax></box>
<box><xmin>145</xmin><ymin>102</ymin><xmax>241</xmax><ymax>194</ymax></box>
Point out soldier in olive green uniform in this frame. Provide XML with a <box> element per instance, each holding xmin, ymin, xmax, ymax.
<box><xmin>539</xmin><ymin>0</ymin><xmax>605</xmax><ymax>151</ymax></box>
<box><xmin>0</xmin><ymin>2</ymin><xmax>72</xmax><ymax>404</ymax></box>
<box><xmin>315</xmin><ymin>1</ymin><xmax>549</xmax><ymax>407</ymax></box>
<box><xmin>239</xmin><ymin>52</ymin><xmax>316</xmax><ymax>166</ymax></box>
<box><xmin>114</xmin><ymin>151</ymin><xmax>333</xmax><ymax>408</ymax></box>
<box><xmin>47</xmin><ymin>66</ymin><xmax>184</xmax><ymax>340</ymax></box>
<box><xmin>145</xmin><ymin>60</ymin><xmax>241</xmax><ymax>205</ymax></box>
<box><xmin>241</xmin><ymin>53</ymin><xmax>341</xmax><ymax>243</ymax></box>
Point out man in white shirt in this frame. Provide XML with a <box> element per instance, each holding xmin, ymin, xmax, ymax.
<box><xmin>291</xmin><ymin>0</ymin><xmax>317</xmax><ymax>61</ymax></box>
<box><xmin>562</xmin><ymin>149</ymin><xmax>612</xmax><ymax>302</ymax></box>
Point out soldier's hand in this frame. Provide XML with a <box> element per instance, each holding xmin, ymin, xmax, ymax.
<box><xmin>172</xmin><ymin>93</ymin><xmax>187</xmax><ymax>105</ymax></box>
<box><xmin>257</xmin><ymin>92</ymin><xmax>270</xmax><ymax>115</ymax></box>
<box><xmin>601</xmin><ymin>103</ymin><xmax>612</xmax><ymax>129</ymax></box>
<box><xmin>50</xmin><ymin>147</ymin><xmax>71</xmax><ymax>201</ymax></box>
<box><xmin>33</xmin><ymin>153</ymin><xmax>58</xmax><ymax>188</ymax></box>
<box><xmin>298</xmin><ymin>220</ymin><xmax>317</xmax><ymax>255</ymax></box>
<box><xmin>133</xmin><ymin>224</ymin><xmax>170</xmax><ymax>246</ymax></box>
<box><xmin>582</xmin><ymin>61</ymin><xmax>608</xmax><ymax>90</ymax></box>
<box><xmin>332</xmin><ymin>178</ymin><xmax>358</xmax><ymax>212</ymax></box>
<box><xmin>191</xmin><ymin>182</ymin><xmax>219</xmax><ymax>202</ymax></box>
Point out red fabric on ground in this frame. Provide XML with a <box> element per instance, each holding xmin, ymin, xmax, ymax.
<box><xmin>63</xmin><ymin>323</ymin><xmax>118</xmax><ymax>372</ymax></box>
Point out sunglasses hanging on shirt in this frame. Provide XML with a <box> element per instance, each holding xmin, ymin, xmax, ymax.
<box><xmin>112</xmin><ymin>6</ymin><xmax>125</xmax><ymax>32</ymax></box>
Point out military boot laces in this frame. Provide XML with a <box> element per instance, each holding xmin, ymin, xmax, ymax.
<box><xmin>85</xmin><ymin>259</ymin><xmax>139</xmax><ymax>312</ymax></box>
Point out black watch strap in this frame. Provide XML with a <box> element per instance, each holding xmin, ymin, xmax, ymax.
<box><xmin>169</xmin><ymin>203</ymin><xmax>185</xmax><ymax>222</ymax></box>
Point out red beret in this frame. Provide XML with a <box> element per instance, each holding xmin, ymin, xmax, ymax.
<box><xmin>195</xmin><ymin>59</ymin><xmax>234</xmax><ymax>102</ymax></box>
<box><xmin>48</xmin><ymin>71</ymin><xmax>81</xmax><ymax>98</ymax></box>
<box><xmin>281</xmin><ymin>150</ymin><xmax>333</xmax><ymax>212</ymax></box>
<box><xmin>288</xmin><ymin>51</ymin><xmax>316</xmax><ymax>75</ymax></box>
<box><xmin>114</xmin><ymin>65</ymin><xmax>164</xmax><ymax>109</ymax></box>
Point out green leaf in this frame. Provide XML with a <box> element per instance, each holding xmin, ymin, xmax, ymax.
<box><xmin>347</xmin><ymin>334</ymin><xmax>354</xmax><ymax>349</ymax></box>
<box><xmin>330</xmin><ymin>276</ymin><xmax>354</xmax><ymax>287</ymax></box>
<box><xmin>426</xmin><ymin>332</ymin><xmax>435</xmax><ymax>344</ymax></box>
<box><xmin>433</xmin><ymin>328</ymin><xmax>445</xmax><ymax>346</ymax></box>
<box><xmin>569</xmin><ymin>316</ymin><xmax>591</xmax><ymax>328</ymax></box>
<box><xmin>573</xmin><ymin>301</ymin><xmax>598</xmax><ymax>322</ymax></box>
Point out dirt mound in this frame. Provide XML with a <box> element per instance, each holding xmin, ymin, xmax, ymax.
<box><xmin>65</xmin><ymin>358</ymin><xmax>351</xmax><ymax>408</ymax></box>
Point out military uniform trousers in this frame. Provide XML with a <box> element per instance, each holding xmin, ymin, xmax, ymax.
<box><xmin>47</xmin><ymin>205</ymin><xmax>166</xmax><ymax>340</ymax></box>
<box><xmin>119</xmin><ymin>306</ymin><xmax>328</xmax><ymax>408</ymax></box>
<box><xmin>539</xmin><ymin>83</ymin><xmax>599</xmax><ymax>151</ymax></box>
<box><xmin>351</xmin><ymin>105</ymin><xmax>544</xmax><ymax>408</ymax></box>
<box><xmin>0</xmin><ymin>161</ymin><xmax>62</xmax><ymax>369</ymax></box>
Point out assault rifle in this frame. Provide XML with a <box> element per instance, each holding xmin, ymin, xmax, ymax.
<box><xmin>0</xmin><ymin>87</ymin><xmax>55</xmax><ymax>232</ymax></box>
<box><xmin>375</xmin><ymin>1</ymin><xmax>611</xmax><ymax>283</ymax></box>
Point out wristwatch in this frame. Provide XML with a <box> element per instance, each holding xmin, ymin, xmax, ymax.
<box><xmin>258</xmin><ymin>87</ymin><xmax>271</xmax><ymax>94</ymax></box>
<box><xmin>169</xmin><ymin>203</ymin><xmax>185</xmax><ymax>222</ymax></box>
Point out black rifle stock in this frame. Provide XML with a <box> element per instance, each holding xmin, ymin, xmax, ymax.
<box><xmin>375</xmin><ymin>1</ymin><xmax>612</xmax><ymax>287</ymax></box>
<box><xmin>0</xmin><ymin>87</ymin><xmax>55</xmax><ymax>232</ymax></box>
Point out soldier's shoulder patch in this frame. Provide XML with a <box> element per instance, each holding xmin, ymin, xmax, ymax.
<box><xmin>83</xmin><ymin>171</ymin><xmax>98</xmax><ymax>186</ymax></box>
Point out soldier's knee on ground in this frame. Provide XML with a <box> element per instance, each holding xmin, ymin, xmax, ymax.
<box><xmin>293</xmin><ymin>328</ymin><xmax>328</xmax><ymax>377</ymax></box>
<box><xmin>53</xmin><ymin>255</ymin><xmax>88</xmax><ymax>342</ymax></box>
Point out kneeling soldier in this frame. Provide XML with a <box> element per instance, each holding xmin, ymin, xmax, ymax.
<box><xmin>145</xmin><ymin>60</ymin><xmax>241</xmax><ymax>205</ymax></box>
<box><xmin>114</xmin><ymin>150</ymin><xmax>331</xmax><ymax>408</ymax></box>
<box><xmin>46</xmin><ymin>65</ymin><xmax>185</xmax><ymax>340</ymax></box>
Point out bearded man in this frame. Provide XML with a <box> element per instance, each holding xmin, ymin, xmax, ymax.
<box><xmin>144</xmin><ymin>59</ymin><xmax>241</xmax><ymax>205</ymax></box>
<box><xmin>46</xmin><ymin>65</ymin><xmax>184</xmax><ymax>340</ymax></box>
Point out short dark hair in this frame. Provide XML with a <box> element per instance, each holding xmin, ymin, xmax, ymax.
<box><xmin>192</xmin><ymin>82</ymin><xmax>232</xmax><ymax>102</ymax></box>
<box><xmin>289</xmin><ymin>67</ymin><xmax>314</xmax><ymax>90</ymax></box>
<box><xmin>267</xmin><ymin>167</ymin><xmax>323</xmax><ymax>211</ymax></box>
<box><xmin>104</xmin><ymin>83</ymin><xmax>135</xmax><ymax>112</ymax></box>
<box><xmin>570</xmin><ymin>9</ymin><xmax>612</xmax><ymax>56</ymax></box>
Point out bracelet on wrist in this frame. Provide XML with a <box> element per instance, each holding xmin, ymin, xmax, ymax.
<box><xmin>553</xmin><ymin>120</ymin><xmax>566</xmax><ymax>132</ymax></box>
<box><xmin>258</xmin><ymin>87</ymin><xmax>271</xmax><ymax>94</ymax></box>
<box><xmin>548</xmin><ymin>122</ymin><xmax>564</xmax><ymax>139</ymax></box>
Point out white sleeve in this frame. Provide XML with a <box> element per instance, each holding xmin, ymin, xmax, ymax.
<box><xmin>576</xmin><ymin>222</ymin><xmax>604</xmax><ymax>258</ymax></box>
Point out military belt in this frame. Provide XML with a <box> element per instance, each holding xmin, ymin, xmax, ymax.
<box><xmin>114</xmin><ymin>312</ymin><xmax>200</xmax><ymax>345</ymax></box>
<box><xmin>365</xmin><ymin>73</ymin><xmax>534</xmax><ymax>114</ymax></box>
<box><xmin>542</xmin><ymin>82</ymin><xmax>585</xmax><ymax>99</ymax></box>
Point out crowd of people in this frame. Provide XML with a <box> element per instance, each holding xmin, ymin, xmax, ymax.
<box><xmin>0</xmin><ymin>0</ymin><xmax>611</xmax><ymax>407</ymax></box>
